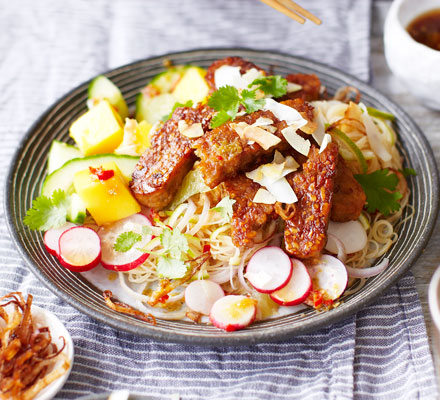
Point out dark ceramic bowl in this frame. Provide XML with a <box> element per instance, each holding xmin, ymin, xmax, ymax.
<box><xmin>5</xmin><ymin>49</ymin><xmax>439</xmax><ymax>345</ymax></box>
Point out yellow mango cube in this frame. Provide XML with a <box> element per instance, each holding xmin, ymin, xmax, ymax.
<box><xmin>69</xmin><ymin>100</ymin><xmax>124</xmax><ymax>156</ymax></box>
<box><xmin>172</xmin><ymin>67</ymin><xmax>209</xmax><ymax>105</ymax></box>
<box><xmin>73</xmin><ymin>161</ymin><xmax>140</xmax><ymax>225</ymax></box>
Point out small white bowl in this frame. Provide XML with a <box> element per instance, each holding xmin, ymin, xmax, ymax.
<box><xmin>384</xmin><ymin>0</ymin><xmax>440</xmax><ymax>109</ymax></box>
<box><xmin>429</xmin><ymin>266</ymin><xmax>440</xmax><ymax>333</ymax></box>
<box><xmin>30</xmin><ymin>305</ymin><xmax>74</xmax><ymax>400</ymax></box>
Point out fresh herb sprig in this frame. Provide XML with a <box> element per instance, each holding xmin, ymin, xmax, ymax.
<box><xmin>23</xmin><ymin>189</ymin><xmax>70</xmax><ymax>231</ymax></box>
<box><xmin>114</xmin><ymin>231</ymin><xmax>142</xmax><ymax>252</ymax></box>
<box><xmin>208</xmin><ymin>75</ymin><xmax>287</xmax><ymax>128</ymax></box>
<box><xmin>355</xmin><ymin>169</ymin><xmax>403</xmax><ymax>216</ymax></box>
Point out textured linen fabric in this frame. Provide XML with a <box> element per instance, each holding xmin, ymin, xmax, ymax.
<box><xmin>0</xmin><ymin>0</ymin><xmax>437</xmax><ymax>399</ymax></box>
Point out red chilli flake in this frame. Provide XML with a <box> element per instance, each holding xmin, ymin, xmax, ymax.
<box><xmin>89</xmin><ymin>166</ymin><xmax>115</xmax><ymax>181</ymax></box>
<box><xmin>158</xmin><ymin>294</ymin><xmax>169</xmax><ymax>304</ymax></box>
<box><xmin>203</xmin><ymin>244</ymin><xmax>211</xmax><ymax>253</ymax></box>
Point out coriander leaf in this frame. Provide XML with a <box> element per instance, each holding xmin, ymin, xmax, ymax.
<box><xmin>161</xmin><ymin>100</ymin><xmax>194</xmax><ymax>122</ymax></box>
<box><xmin>157</xmin><ymin>256</ymin><xmax>188</xmax><ymax>279</ymax></box>
<box><xmin>160</xmin><ymin>227</ymin><xmax>189</xmax><ymax>259</ymax></box>
<box><xmin>250</xmin><ymin>75</ymin><xmax>287</xmax><ymax>98</ymax></box>
<box><xmin>210</xmin><ymin>110</ymin><xmax>233</xmax><ymax>128</ymax></box>
<box><xmin>355</xmin><ymin>169</ymin><xmax>403</xmax><ymax>216</ymax></box>
<box><xmin>241</xmin><ymin>89</ymin><xmax>265</xmax><ymax>114</ymax></box>
<box><xmin>212</xmin><ymin>196</ymin><xmax>236</xmax><ymax>223</ymax></box>
<box><xmin>114</xmin><ymin>231</ymin><xmax>142</xmax><ymax>252</ymax></box>
<box><xmin>208</xmin><ymin>85</ymin><xmax>241</xmax><ymax>112</ymax></box>
<box><xmin>23</xmin><ymin>190</ymin><xmax>70</xmax><ymax>231</ymax></box>
<box><xmin>400</xmin><ymin>167</ymin><xmax>417</xmax><ymax>178</ymax></box>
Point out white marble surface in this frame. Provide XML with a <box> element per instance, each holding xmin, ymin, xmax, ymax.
<box><xmin>373</xmin><ymin>0</ymin><xmax>440</xmax><ymax>377</ymax></box>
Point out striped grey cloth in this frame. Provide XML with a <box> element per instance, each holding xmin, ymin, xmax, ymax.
<box><xmin>0</xmin><ymin>0</ymin><xmax>437</xmax><ymax>399</ymax></box>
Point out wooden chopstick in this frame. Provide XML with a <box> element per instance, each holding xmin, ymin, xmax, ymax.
<box><xmin>276</xmin><ymin>0</ymin><xmax>322</xmax><ymax>25</ymax></box>
<box><xmin>259</xmin><ymin>0</ymin><xmax>305</xmax><ymax>24</ymax></box>
<box><xmin>260</xmin><ymin>0</ymin><xmax>322</xmax><ymax>25</ymax></box>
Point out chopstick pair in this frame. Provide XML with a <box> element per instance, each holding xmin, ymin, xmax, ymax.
<box><xmin>260</xmin><ymin>0</ymin><xmax>322</xmax><ymax>25</ymax></box>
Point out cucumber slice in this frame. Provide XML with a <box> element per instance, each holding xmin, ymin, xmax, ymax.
<box><xmin>47</xmin><ymin>140</ymin><xmax>83</xmax><ymax>174</ymax></box>
<box><xmin>67</xmin><ymin>193</ymin><xmax>87</xmax><ymax>224</ymax></box>
<box><xmin>42</xmin><ymin>154</ymin><xmax>139</xmax><ymax>197</ymax></box>
<box><xmin>135</xmin><ymin>92</ymin><xmax>177</xmax><ymax>124</ymax></box>
<box><xmin>88</xmin><ymin>76</ymin><xmax>129</xmax><ymax>119</ymax></box>
<box><xmin>150</xmin><ymin>65</ymin><xmax>190</xmax><ymax>93</ymax></box>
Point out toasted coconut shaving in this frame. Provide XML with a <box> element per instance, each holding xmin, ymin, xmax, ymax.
<box><xmin>333</xmin><ymin>86</ymin><xmax>361</xmax><ymax>103</ymax></box>
<box><xmin>0</xmin><ymin>292</ymin><xmax>70</xmax><ymax>400</ymax></box>
<box><xmin>103</xmin><ymin>291</ymin><xmax>156</xmax><ymax>325</ymax></box>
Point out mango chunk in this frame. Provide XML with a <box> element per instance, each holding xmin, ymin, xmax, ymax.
<box><xmin>172</xmin><ymin>67</ymin><xmax>209</xmax><ymax>105</ymax></box>
<box><xmin>69</xmin><ymin>100</ymin><xmax>124</xmax><ymax>156</ymax></box>
<box><xmin>73</xmin><ymin>161</ymin><xmax>140</xmax><ymax>225</ymax></box>
<box><xmin>114</xmin><ymin>119</ymin><xmax>152</xmax><ymax>156</ymax></box>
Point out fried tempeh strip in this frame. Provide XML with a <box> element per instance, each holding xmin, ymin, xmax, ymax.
<box><xmin>224</xmin><ymin>175</ymin><xmax>278</xmax><ymax>248</ymax></box>
<box><xmin>130</xmin><ymin>105</ymin><xmax>215</xmax><ymax>209</ymax></box>
<box><xmin>282</xmin><ymin>143</ymin><xmax>339</xmax><ymax>259</ymax></box>
<box><xmin>193</xmin><ymin>99</ymin><xmax>313</xmax><ymax>189</ymax></box>
<box><xmin>281</xmin><ymin>73</ymin><xmax>322</xmax><ymax>102</ymax></box>
<box><xmin>331</xmin><ymin>157</ymin><xmax>366</xmax><ymax>222</ymax></box>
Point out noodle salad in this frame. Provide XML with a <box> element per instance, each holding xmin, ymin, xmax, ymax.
<box><xmin>23</xmin><ymin>57</ymin><xmax>414</xmax><ymax>332</ymax></box>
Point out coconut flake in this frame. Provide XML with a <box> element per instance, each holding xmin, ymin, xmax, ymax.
<box><xmin>319</xmin><ymin>133</ymin><xmax>332</xmax><ymax>153</ymax></box>
<box><xmin>178</xmin><ymin>121</ymin><xmax>204</xmax><ymax>138</ymax></box>
<box><xmin>243</xmin><ymin>125</ymin><xmax>281</xmax><ymax>150</ymax></box>
<box><xmin>281</xmin><ymin>126</ymin><xmax>311</xmax><ymax>156</ymax></box>
<box><xmin>252</xmin><ymin>188</ymin><xmax>277</xmax><ymax>204</ymax></box>
<box><xmin>214</xmin><ymin>66</ymin><xmax>265</xmax><ymax>90</ymax></box>
<box><xmin>252</xmin><ymin>117</ymin><xmax>274</xmax><ymax>127</ymax></box>
<box><xmin>241</xmin><ymin>68</ymin><xmax>265</xmax><ymax>88</ymax></box>
<box><xmin>312</xmin><ymin>107</ymin><xmax>326</xmax><ymax>145</ymax></box>
<box><xmin>359</xmin><ymin>102</ymin><xmax>392</xmax><ymax>162</ymax></box>
<box><xmin>214</xmin><ymin>66</ymin><xmax>243</xmax><ymax>89</ymax></box>
<box><xmin>246</xmin><ymin>152</ymin><xmax>299</xmax><ymax>187</ymax></box>
<box><xmin>231</xmin><ymin>121</ymin><xmax>249</xmax><ymax>139</ymax></box>
<box><xmin>263</xmin><ymin>98</ymin><xmax>308</xmax><ymax>128</ymax></box>
<box><xmin>266</xmin><ymin>177</ymin><xmax>298</xmax><ymax>204</ymax></box>
<box><xmin>287</xmin><ymin>82</ymin><xmax>303</xmax><ymax>93</ymax></box>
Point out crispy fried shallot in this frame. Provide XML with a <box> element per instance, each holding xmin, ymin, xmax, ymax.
<box><xmin>0</xmin><ymin>292</ymin><xmax>70</xmax><ymax>400</ymax></box>
<box><xmin>103</xmin><ymin>291</ymin><xmax>156</xmax><ymax>325</ymax></box>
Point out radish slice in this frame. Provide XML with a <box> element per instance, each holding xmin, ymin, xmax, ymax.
<box><xmin>58</xmin><ymin>227</ymin><xmax>101</xmax><ymax>272</ymax></box>
<box><xmin>245</xmin><ymin>246</ymin><xmax>293</xmax><ymax>293</ymax></box>
<box><xmin>185</xmin><ymin>280</ymin><xmax>224</xmax><ymax>315</ymax></box>
<box><xmin>98</xmin><ymin>213</ymin><xmax>152</xmax><ymax>272</ymax></box>
<box><xmin>326</xmin><ymin>220</ymin><xmax>367</xmax><ymax>255</ymax></box>
<box><xmin>307</xmin><ymin>255</ymin><xmax>348</xmax><ymax>303</ymax></box>
<box><xmin>44</xmin><ymin>222</ymin><xmax>76</xmax><ymax>256</ymax></box>
<box><xmin>210</xmin><ymin>295</ymin><xmax>257</xmax><ymax>332</ymax></box>
<box><xmin>270</xmin><ymin>259</ymin><xmax>312</xmax><ymax>306</ymax></box>
<box><xmin>346</xmin><ymin>258</ymin><xmax>389</xmax><ymax>278</ymax></box>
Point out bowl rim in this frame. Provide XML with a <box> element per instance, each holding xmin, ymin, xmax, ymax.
<box><xmin>4</xmin><ymin>47</ymin><xmax>440</xmax><ymax>345</ymax></box>
<box><xmin>386</xmin><ymin>0</ymin><xmax>440</xmax><ymax>56</ymax></box>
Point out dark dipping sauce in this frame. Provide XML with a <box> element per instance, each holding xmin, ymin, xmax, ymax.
<box><xmin>407</xmin><ymin>8</ymin><xmax>440</xmax><ymax>51</ymax></box>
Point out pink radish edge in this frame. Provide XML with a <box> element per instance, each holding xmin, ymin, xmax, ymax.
<box><xmin>245</xmin><ymin>246</ymin><xmax>293</xmax><ymax>294</ymax></box>
<box><xmin>210</xmin><ymin>295</ymin><xmax>257</xmax><ymax>332</ymax></box>
<box><xmin>58</xmin><ymin>226</ymin><xmax>101</xmax><ymax>272</ymax></box>
<box><xmin>99</xmin><ymin>213</ymin><xmax>152</xmax><ymax>272</ymax></box>
<box><xmin>270</xmin><ymin>259</ymin><xmax>312</xmax><ymax>306</ymax></box>
<box><xmin>44</xmin><ymin>222</ymin><xmax>76</xmax><ymax>256</ymax></box>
